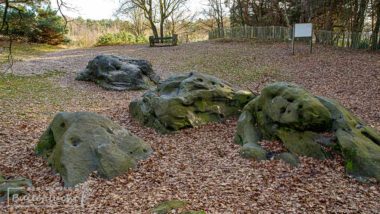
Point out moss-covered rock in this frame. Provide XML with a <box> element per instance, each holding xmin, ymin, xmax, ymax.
<box><xmin>277</xmin><ymin>129</ymin><xmax>327</xmax><ymax>159</ymax></box>
<box><xmin>235</xmin><ymin>82</ymin><xmax>380</xmax><ymax>181</ymax></box>
<box><xmin>76</xmin><ymin>55</ymin><xmax>160</xmax><ymax>91</ymax></box>
<box><xmin>0</xmin><ymin>175</ymin><xmax>32</xmax><ymax>202</ymax></box>
<box><xmin>152</xmin><ymin>200</ymin><xmax>187</xmax><ymax>214</ymax></box>
<box><xmin>239</xmin><ymin>143</ymin><xmax>267</xmax><ymax>160</ymax></box>
<box><xmin>181</xmin><ymin>211</ymin><xmax>206</xmax><ymax>214</ymax></box>
<box><xmin>318</xmin><ymin>97</ymin><xmax>380</xmax><ymax>181</ymax></box>
<box><xmin>130</xmin><ymin>72</ymin><xmax>255</xmax><ymax>133</ymax></box>
<box><xmin>36</xmin><ymin>112</ymin><xmax>153</xmax><ymax>187</ymax></box>
<box><xmin>274</xmin><ymin>152</ymin><xmax>300</xmax><ymax>167</ymax></box>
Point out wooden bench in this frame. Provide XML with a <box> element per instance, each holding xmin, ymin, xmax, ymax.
<box><xmin>149</xmin><ymin>34</ymin><xmax>178</xmax><ymax>47</ymax></box>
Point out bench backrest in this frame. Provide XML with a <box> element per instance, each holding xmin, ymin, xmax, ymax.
<box><xmin>149</xmin><ymin>34</ymin><xmax>178</xmax><ymax>47</ymax></box>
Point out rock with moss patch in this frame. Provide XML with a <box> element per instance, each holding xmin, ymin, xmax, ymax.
<box><xmin>152</xmin><ymin>200</ymin><xmax>187</xmax><ymax>214</ymax></box>
<box><xmin>239</xmin><ymin>143</ymin><xmax>267</xmax><ymax>160</ymax></box>
<box><xmin>181</xmin><ymin>211</ymin><xmax>206</xmax><ymax>214</ymax></box>
<box><xmin>317</xmin><ymin>97</ymin><xmax>380</xmax><ymax>181</ymax></box>
<box><xmin>274</xmin><ymin>152</ymin><xmax>300</xmax><ymax>167</ymax></box>
<box><xmin>76</xmin><ymin>55</ymin><xmax>160</xmax><ymax>91</ymax></box>
<box><xmin>36</xmin><ymin>112</ymin><xmax>152</xmax><ymax>187</ymax></box>
<box><xmin>235</xmin><ymin>82</ymin><xmax>380</xmax><ymax>181</ymax></box>
<box><xmin>0</xmin><ymin>175</ymin><xmax>32</xmax><ymax>202</ymax></box>
<box><xmin>130</xmin><ymin>72</ymin><xmax>255</xmax><ymax>133</ymax></box>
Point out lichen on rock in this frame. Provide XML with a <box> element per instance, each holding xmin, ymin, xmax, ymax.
<box><xmin>235</xmin><ymin>82</ymin><xmax>380</xmax><ymax>181</ymax></box>
<box><xmin>130</xmin><ymin>72</ymin><xmax>256</xmax><ymax>133</ymax></box>
<box><xmin>36</xmin><ymin>112</ymin><xmax>153</xmax><ymax>187</ymax></box>
<box><xmin>76</xmin><ymin>55</ymin><xmax>160</xmax><ymax>91</ymax></box>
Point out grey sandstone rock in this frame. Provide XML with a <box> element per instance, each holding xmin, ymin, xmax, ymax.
<box><xmin>235</xmin><ymin>82</ymin><xmax>380</xmax><ymax>181</ymax></box>
<box><xmin>76</xmin><ymin>55</ymin><xmax>160</xmax><ymax>91</ymax></box>
<box><xmin>130</xmin><ymin>72</ymin><xmax>255</xmax><ymax>133</ymax></box>
<box><xmin>36</xmin><ymin>112</ymin><xmax>152</xmax><ymax>187</ymax></box>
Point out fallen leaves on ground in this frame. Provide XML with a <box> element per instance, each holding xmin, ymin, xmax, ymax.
<box><xmin>0</xmin><ymin>41</ymin><xmax>379</xmax><ymax>213</ymax></box>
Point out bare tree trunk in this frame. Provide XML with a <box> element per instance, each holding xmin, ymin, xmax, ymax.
<box><xmin>371</xmin><ymin>0</ymin><xmax>380</xmax><ymax>49</ymax></box>
<box><xmin>237</xmin><ymin>0</ymin><xmax>245</xmax><ymax>26</ymax></box>
<box><xmin>159</xmin><ymin>0</ymin><xmax>164</xmax><ymax>40</ymax></box>
<box><xmin>219</xmin><ymin>0</ymin><xmax>224</xmax><ymax>32</ymax></box>
<box><xmin>157</xmin><ymin>0</ymin><xmax>187</xmax><ymax>39</ymax></box>
<box><xmin>150</xmin><ymin>19</ymin><xmax>159</xmax><ymax>37</ymax></box>
<box><xmin>351</xmin><ymin>0</ymin><xmax>369</xmax><ymax>46</ymax></box>
<box><xmin>117</xmin><ymin>0</ymin><xmax>158</xmax><ymax>37</ymax></box>
<box><xmin>170</xmin><ymin>14</ymin><xmax>175</xmax><ymax>35</ymax></box>
<box><xmin>282</xmin><ymin>0</ymin><xmax>291</xmax><ymax>27</ymax></box>
<box><xmin>160</xmin><ymin>20</ymin><xmax>164</xmax><ymax>38</ymax></box>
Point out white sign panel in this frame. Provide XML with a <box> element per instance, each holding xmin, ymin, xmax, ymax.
<box><xmin>294</xmin><ymin>23</ymin><xmax>313</xmax><ymax>37</ymax></box>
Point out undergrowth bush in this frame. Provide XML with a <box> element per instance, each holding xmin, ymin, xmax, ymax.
<box><xmin>96</xmin><ymin>32</ymin><xmax>147</xmax><ymax>46</ymax></box>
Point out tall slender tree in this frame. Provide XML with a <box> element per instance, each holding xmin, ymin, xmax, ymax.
<box><xmin>158</xmin><ymin>0</ymin><xmax>187</xmax><ymax>38</ymax></box>
<box><xmin>117</xmin><ymin>0</ymin><xmax>187</xmax><ymax>38</ymax></box>
<box><xmin>204</xmin><ymin>0</ymin><xmax>226</xmax><ymax>36</ymax></box>
<box><xmin>117</xmin><ymin>0</ymin><xmax>158</xmax><ymax>37</ymax></box>
<box><xmin>371</xmin><ymin>0</ymin><xmax>380</xmax><ymax>49</ymax></box>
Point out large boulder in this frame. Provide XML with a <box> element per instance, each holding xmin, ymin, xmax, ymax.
<box><xmin>0</xmin><ymin>173</ymin><xmax>32</xmax><ymax>202</ymax></box>
<box><xmin>235</xmin><ymin>82</ymin><xmax>380</xmax><ymax>181</ymax></box>
<box><xmin>130</xmin><ymin>72</ymin><xmax>255</xmax><ymax>133</ymax></box>
<box><xmin>36</xmin><ymin>112</ymin><xmax>153</xmax><ymax>187</ymax></box>
<box><xmin>76</xmin><ymin>55</ymin><xmax>160</xmax><ymax>91</ymax></box>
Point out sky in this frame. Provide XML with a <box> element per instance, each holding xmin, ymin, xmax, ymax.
<box><xmin>51</xmin><ymin>0</ymin><xmax>208</xmax><ymax>20</ymax></box>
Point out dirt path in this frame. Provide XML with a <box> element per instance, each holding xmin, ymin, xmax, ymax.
<box><xmin>1</xmin><ymin>41</ymin><xmax>379</xmax><ymax>213</ymax></box>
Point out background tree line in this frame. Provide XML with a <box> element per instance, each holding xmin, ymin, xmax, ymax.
<box><xmin>205</xmin><ymin>0</ymin><xmax>379</xmax><ymax>49</ymax></box>
<box><xmin>2</xmin><ymin>0</ymin><xmax>377</xmax><ymax>49</ymax></box>
<box><xmin>0</xmin><ymin>0</ymin><xmax>208</xmax><ymax>47</ymax></box>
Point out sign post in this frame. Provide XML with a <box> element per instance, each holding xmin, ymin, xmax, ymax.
<box><xmin>292</xmin><ymin>23</ymin><xmax>313</xmax><ymax>54</ymax></box>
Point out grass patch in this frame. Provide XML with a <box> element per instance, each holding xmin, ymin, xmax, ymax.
<box><xmin>0</xmin><ymin>42</ymin><xmax>64</xmax><ymax>64</ymax></box>
<box><xmin>179</xmin><ymin>49</ymin><xmax>278</xmax><ymax>86</ymax></box>
<box><xmin>0</xmin><ymin>71</ymin><xmax>78</xmax><ymax>122</ymax></box>
<box><xmin>0</xmin><ymin>71</ymin><xmax>65</xmax><ymax>99</ymax></box>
